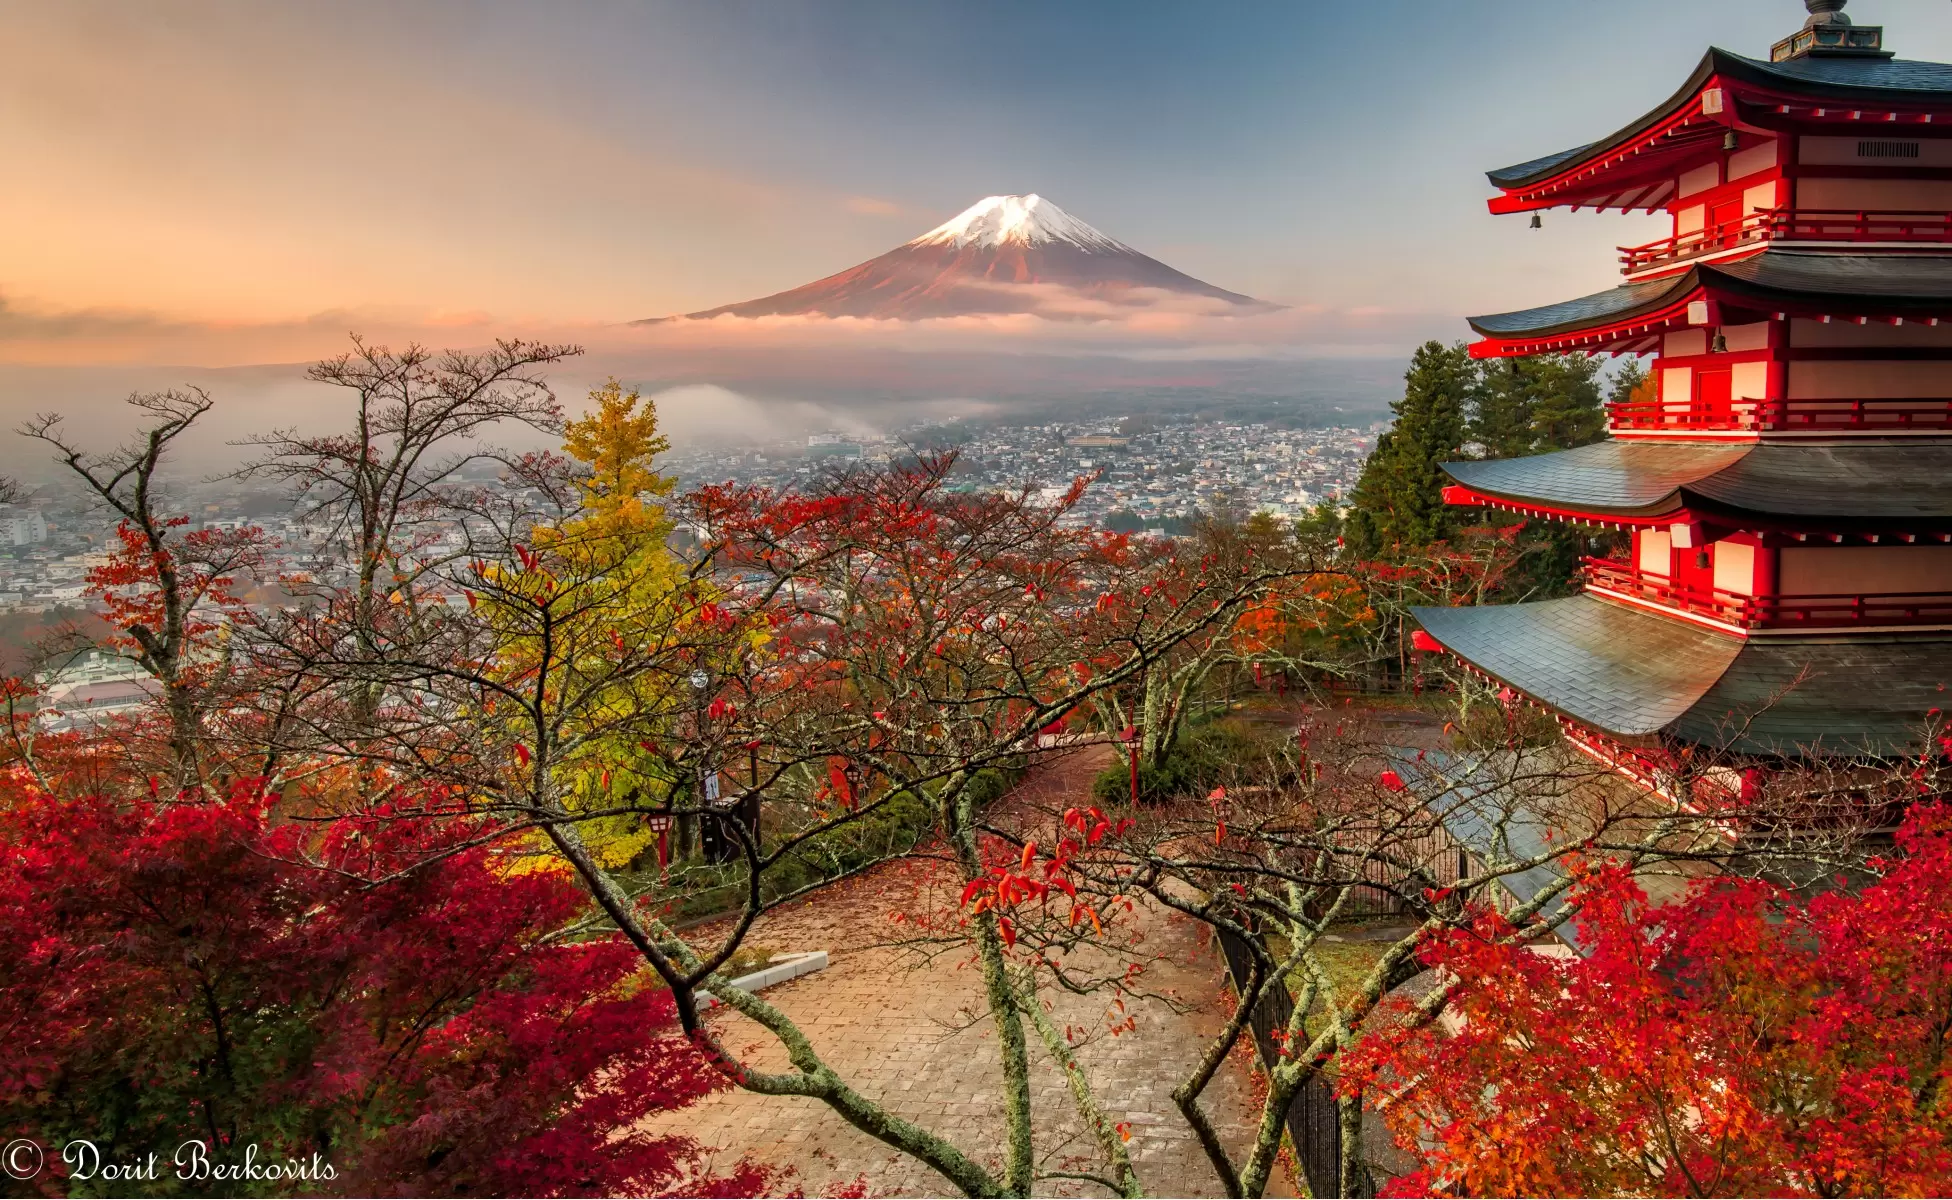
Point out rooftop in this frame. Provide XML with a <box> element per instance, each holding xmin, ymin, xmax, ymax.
<box><xmin>1442</xmin><ymin>439</ymin><xmax>1952</xmax><ymax>525</ymax></box>
<box><xmin>1412</xmin><ymin>594</ymin><xmax>1952</xmax><ymax>756</ymax></box>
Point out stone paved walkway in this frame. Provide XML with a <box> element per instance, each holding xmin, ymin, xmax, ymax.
<box><xmin>642</xmin><ymin>747</ymin><xmax>1280</xmax><ymax>1197</ymax></box>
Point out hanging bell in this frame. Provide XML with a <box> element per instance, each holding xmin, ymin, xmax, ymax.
<box><xmin>1723</xmin><ymin>129</ymin><xmax>1739</xmax><ymax>152</ymax></box>
<box><xmin>1529</xmin><ymin>213</ymin><xmax>1543</xmax><ymax>230</ymax></box>
<box><xmin>1710</xmin><ymin>330</ymin><xmax>1728</xmax><ymax>353</ymax></box>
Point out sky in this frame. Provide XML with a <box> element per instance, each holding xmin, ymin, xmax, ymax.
<box><xmin>2</xmin><ymin>0</ymin><xmax>1949</xmax><ymax>373</ymax></box>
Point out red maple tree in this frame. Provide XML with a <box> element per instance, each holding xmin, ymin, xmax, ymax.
<box><xmin>1342</xmin><ymin>804</ymin><xmax>1952</xmax><ymax>1198</ymax></box>
<box><xmin>0</xmin><ymin>774</ymin><xmax>772</xmax><ymax>1197</ymax></box>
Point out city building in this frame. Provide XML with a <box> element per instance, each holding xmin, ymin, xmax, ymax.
<box><xmin>0</xmin><ymin>508</ymin><xmax>48</xmax><ymax>548</ymax></box>
<box><xmin>37</xmin><ymin>650</ymin><xmax>156</xmax><ymax>733</ymax></box>
<box><xmin>1412</xmin><ymin>0</ymin><xmax>1952</xmax><ymax>795</ymax></box>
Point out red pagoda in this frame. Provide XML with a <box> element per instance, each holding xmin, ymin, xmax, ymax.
<box><xmin>1412</xmin><ymin>0</ymin><xmax>1952</xmax><ymax>792</ymax></box>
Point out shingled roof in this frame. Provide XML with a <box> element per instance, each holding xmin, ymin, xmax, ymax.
<box><xmin>1488</xmin><ymin>48</ymin><xmax>1952</xmax><ymax>190</ymax></box>
<box><xmin>1467</xmin><ymin>253</ymin><xmax>1952</xmax><ymax>342</ymax></box>
<box><xmin>1443</xmin><ymin>440</ymin><xmax>1952</xmax><ymax>524</ymax></box>
<box><xmin>1412</xmin><ymin>595</ymin><xmax>1952</xmax><ymax>756</ymax></box>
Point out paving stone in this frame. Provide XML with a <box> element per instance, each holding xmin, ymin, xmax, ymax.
<box><xmin>633</xmin><ymin>748</ymin><xmax>1281</xmax><ymax>1198</ymax></box>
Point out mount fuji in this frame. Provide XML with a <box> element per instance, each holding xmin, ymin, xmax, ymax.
<box><xmin>643</xmin><ymin>194</ymin><xmax>1272</xmax><ymax>322</ymax></box>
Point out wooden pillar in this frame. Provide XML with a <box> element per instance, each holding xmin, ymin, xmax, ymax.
<box><xmin>1765</xmin><ymin>314</ymin><xmax>1790</xmax><ymax>424</ymax></box>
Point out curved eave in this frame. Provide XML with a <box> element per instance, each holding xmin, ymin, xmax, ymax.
<box><xmin>1488</xmin><ymin>49</ymin><xmax>1952</xmax><ymax>214</ymax></box>
<box><xmin>1440</xmin><ymin>482</ymin><xmax>1683</xmax><ymax>525</ymax></box>
<box><xmin>1468</xmin><ymin>274</ymin><xmax>1695</xmax><ymax>358</ymax></box>
<box><xmin>1486</xmin><ymin>51</ymin><xmax>1722</xmax><ymax>214</ymax></box>
<box><xmin>1413</xmin><ymin>596</ymin><xmax>1952</xmax><ymax>757</ymax></box>
<box><xmin>1440</xmin><ymin>440</ymin><xmax>1952</xmax><ymax>527</ymax></box>
<box><xmin>1411</xmin><ymin>596</ymin><xmax>1739</xmax><ymax>738</ymax></box>
<box><xmin>1467</xmin><ymin>253</ymin><xmax>1952</xmax><ymax>358</ymax></box>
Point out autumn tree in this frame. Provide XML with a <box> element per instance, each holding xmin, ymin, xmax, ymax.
<box><xmin>21</xmin><ymin>391</ymin><xmax>266</xmax><ymax>782</ymax></box>
<box><xmin>257</xmin><ymin>406</ymin><xmax>1298</xmax><ymax>1195</ymax></box>
<box><xmin>0</xmin><ymin>770</ymin><xmax>769</xmax><ymax>1196</ymax></box>
<box><xmin>1343</xmin><ymin>801</ymin><xmax>1952</xmax><ymax>1197</ymax></box>
<box><xmin>239</xmin><ymin>336</ymin><xmax>581</xmax><ymax>741</ymax></box>
<box><xmin>987</xmin><ymin>698</ymin><xmax>1899</xmax><ymax>1199</ymax></box>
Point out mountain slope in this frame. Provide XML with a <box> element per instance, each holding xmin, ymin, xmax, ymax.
<box><xmin>644</xmin><ymin>194</ymin><xmax>1271</xmax><ymax>322</ymax></box>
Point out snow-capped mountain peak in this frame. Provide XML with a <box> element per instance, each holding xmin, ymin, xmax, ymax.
<box><xmin>639</xmin><ymin>191</ymin><xmax>1271</xmax><ymax>322</ymax></box>
<box><xmin>907</xmin><ymin>194</ymin><xmax>1131</xmax><ymax>253</ymax></box>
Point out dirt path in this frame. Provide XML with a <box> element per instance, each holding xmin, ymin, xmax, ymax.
<box><xmin>639</xmin><ymin>747</ymin><xmax>1278</xmax><ymax>1197</ymax></box>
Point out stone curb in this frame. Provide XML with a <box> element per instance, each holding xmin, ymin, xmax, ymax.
<box><xmin>697</xmin><ymin>950</ymin><xmax>830</xmax><ymax>1010</ymax></box>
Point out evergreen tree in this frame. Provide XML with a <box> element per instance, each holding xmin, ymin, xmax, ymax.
<box><xmin>1605</xmin><ymin>357</ymin><xmax>1653</xmax><ymax>410</ymax></box>
<box><xmin>1525</xmin><ymin>354</ymin><xmax>1607</xmax><ymax>450</ymax></box>
<box><xmin>1467</xmin><ymin>352</ymin><xmax>1606</xmax><ymax>458</ymax></box>
<box><xmin>1345</xmin><ymin>340</ymin><xmax>1471</xmax><ymax>555</ymax></box>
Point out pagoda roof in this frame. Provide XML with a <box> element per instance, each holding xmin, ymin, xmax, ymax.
<box><xmin>1468</xmin><ymin>252</ymin><xmax>1952</xmax><ymax>355</ymax></box>
<box><xmin>1486</xmin><ymin>48</ymin><xmax>1952</xmax><ymax>213</ymax></box>
<box><xmin>1443</xmin><ymin>440</ymin><xmax>1952</xmax><ymax>525</ymax></box>
<box><xmin>1411</xmin><ymin>594</ymin><xmax>1952</xmax><ymax>755</ymax></box>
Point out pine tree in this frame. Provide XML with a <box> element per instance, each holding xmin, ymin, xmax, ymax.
<box><xmin>1345</xmin><ymin>340</ymin><xmax>1471</xmax><ymax>555</ymax></box>
<box><xmin>1606</xmin><ymin>357</ymin><xmax>1653</xmax><ymax>411</ymax></box>
<box><xmin>1467</xmin><ymin>352</ymin><xmax>1606</xmax><ymax>458</ymax></box>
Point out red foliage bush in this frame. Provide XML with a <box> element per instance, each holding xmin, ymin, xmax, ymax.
<box><xmin>0</xmin><ymin>778</ymin><xmax>772</xmax><ymax>1196</ymax></box>
<box><xmin>1343</xmin><ymin>804</ymin><xmax>1952</xmax><ymax>1198</ymax></box>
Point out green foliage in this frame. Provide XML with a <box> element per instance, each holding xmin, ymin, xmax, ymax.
<box><xmin>1347</xmin><ymin>348</ymin><xmax>1616</xmax><ymax>560</ymax></box>
<box><xmin>653</xmin><ymin>765</ymin><xmax>1025</xmax><ymax>922</ymax></box>
<box><xmin>1090</xmin><ymin>720</ymin><xmax>1270</xmax><ymax>805</ymax></box>
<box><xmin>1345</xmin><ymin>341</ymin><xmax>1472</xmax><ymax>556</ymax></box>
<box><xmin>1605</xmin><ymin>357</ymin><xmax>1650</xmax><ymax>409</ymax></box>
<box><xmin>1468</xmin><ymin>353</ymin><xmax>1607</xmax><ymax>458</ymax></box>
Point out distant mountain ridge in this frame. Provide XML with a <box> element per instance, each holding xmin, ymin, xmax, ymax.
<box><xmin>639</xmin><ymin>194</ymin><xmax>1273</xmax><ymax>322</ymax></box>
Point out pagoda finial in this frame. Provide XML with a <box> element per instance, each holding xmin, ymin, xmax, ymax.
<box><xmin>1773</xmin><ymin>0</ymin><xmax>1889</xmax><ymax>60</ymax></box>
<box><xmin>1803</xmin><ymin>0</ymin><xmax>1850</xmax><ymax>27</ymax></box>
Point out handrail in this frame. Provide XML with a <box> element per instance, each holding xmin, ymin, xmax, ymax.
<box><xmin>1583</xmin><ymin>557</ymin><xmax>1952</xmax><ymax>628</ymax></box>
<box><xmin>1618</xmin><ymin>206</ymin><xmax>1952</xmax><ymax>274</ymax></box>
<box><xmin>1608</xmin><ymin>397</ymin><xmax>1952</xmax><ymax>432</ymax></box>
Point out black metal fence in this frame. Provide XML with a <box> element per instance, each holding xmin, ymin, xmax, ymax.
<box><xmin>1309</xmin><ymin>827</ymin><xmax>1479</xmax><ymax>921</ymax></box>
<box><xmin>1214</xmin><ymin>925</ymin><xmax>1373</xmax><ymax>1199</ymax></box>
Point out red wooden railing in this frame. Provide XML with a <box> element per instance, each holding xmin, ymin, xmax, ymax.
<box><xmin>1583</xmin><ymin>557</ymin><xmax>1952</xmax><ymax>628</ymax></box>
<box><xmin>1609</xmin><ymin>397</ymin><xmax>1952</xmax><ymax>432</ymax></box>
<box><xmin>1618</xmin><ymin>207</ymin><xmax>1952</xmax><ymax>274</ymax></box>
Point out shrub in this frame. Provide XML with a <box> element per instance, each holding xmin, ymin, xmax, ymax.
<box><xmin>1092</xmin><ymin>721</ymin><xmax>1273</xmax><ymax>805</ymax></box>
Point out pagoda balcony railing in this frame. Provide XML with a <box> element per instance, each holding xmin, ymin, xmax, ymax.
<box><xmin>1618</xmin><ymin>207</ymin><xmax>1952</xmax><ymax>275</ymax></box>
<box><xmin>1608</xmin><ymin>396</ymin><xmax>1952</xmax><ymax>432</ymax></box>
<box><xmin>1583</xmin><ymin>557</ymin><xmax>1952</xmax><ymax>629</ymax></box>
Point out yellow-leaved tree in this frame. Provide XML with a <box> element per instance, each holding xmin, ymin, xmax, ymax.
<box><xmin>485</xmin><ymin>379</ymin><xmax>694</xmax><ymax>871</ymax></box>
<box><xmin>546</xmin><ymin>379</ymin><xmax>688</xmax><ymax>868</ymax></box>
<box><xmin>562</xmin><ymin>376</ymin><xmax>676</xmax><ymax>535</ymax></box>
